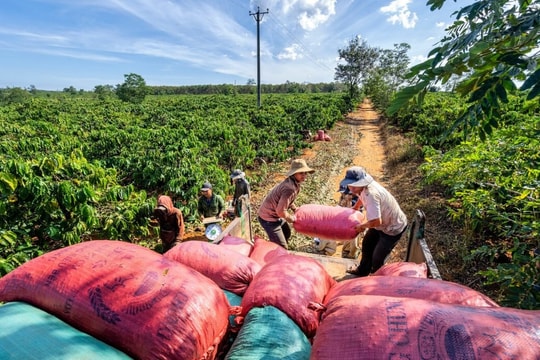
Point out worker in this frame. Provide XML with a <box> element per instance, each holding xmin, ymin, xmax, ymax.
<box><xmin>230</xmin><ymin>169</ymin><xmax>250</xmax><ymax>217</ymax></box>
<box><xmin>153</xmin><ymin>195</ymin><xmax>185</xmax><ymax>253</ymax></box>
<box><xmin>337</xmin><ymin>166</ymin><xmax>365</xmax><ymax>209</ymax></box>
<box><xmin>197</xmin><ymin>181</ymin><xmax>226</xmax><ymax>226</ymax></box>
<box><xmin>345</xmin><ymin>170</ymin><xmax>408</xmax><ymax>276</ymax></box>
<box><xmin>337</xmin><ymin>166</ymin><xmax>366</xmax><ymax>259</ymax></box>
<box><xmin>257</xmin><ymin>159</ymin><xmax>315</xmax><ymax>249</ymax></box>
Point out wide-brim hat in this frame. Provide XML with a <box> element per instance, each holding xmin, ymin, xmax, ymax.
<box><xmin>348</xmin><ymin>172</ymin><xmax>374</xmax><ymax>188</ymax></box>
<box><xmin>338</xmin><ymin>178</ymin><xmax>356</xmax><ymax>194</ymax></box>
<box><xmin>230</xmin><ymin>169</ymin><xmax>245</xmax><ymax>180</ymax></box>
<box><xmin>286</xmin><ymin>159</ymin><xmax>315</xmax><ymax>177</ymax></box>
<box><xmin>337</xmin><ymin>166</ymin><xmax>368</xmax><ymax>193</ymax></box>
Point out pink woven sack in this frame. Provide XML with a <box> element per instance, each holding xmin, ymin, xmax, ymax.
<box><xmin>293</xmin><ymin>204</ymin><xmax>364</xmax><ymax>240</ymax></box>
<box><xmin>219</xmin><ymin>235</ymin><xmax>253</xmax><ymax>256</ymax></box>
<box><xmin>248</xmin><ymin>236</ymin><xmax>289</xmax><ymax>268</ymax></box>
<box><xmin>324</xmin><ymin>275</ymin><xmax>499</xmax><ymax>307</ymax></box>
<box><xmin>372</xmin><ymin>261</ymin><xmax>428</xmax><ymax>278</ymax></box>
<box><xmin>164</xmin><ymin>241</ymin><xmax>261</xmax><ymax>295</ymax></box>
<box><xmin>237</xmin><ymin>254</ymin><xmax>336</xmax><ymax>338</ymax></box>
<box><xmin>312</xmin><ymin>295</ymin><xmax>540</xmax><ymax>360</ymax></box>
<box><xmin>0</xmin><ymin>240</ymin><xmax>230</xmax><ymax>360</ymax></box>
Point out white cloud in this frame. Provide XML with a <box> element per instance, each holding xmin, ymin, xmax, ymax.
<box><xmin>277</xmin><ymin>43</ymin><xmax>303</xmax><ymax>60</ymax></box>
<box><xmin>380</xmin><ymin>0</ymin><xmax>418</xmax><ymax>29</ymax></box>
<box><xmin>252</xmin><ymin>0</ymin><xmax>336</xmax><ymax>31</ymax></box>
<box><xmin>297</xmin><ymin>2</ymin><xmax>336</xmax><ymax>31</ymax></box>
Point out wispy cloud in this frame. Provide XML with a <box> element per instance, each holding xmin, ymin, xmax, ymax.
<box><xmin>0</xmin><ymin>27</ymin><xmax>69</xmax><ymax>44</ymax></box>
<box><xmin>84</xmin><ymin>0</ymin><xmax>254</xmax><ymax>50</ymax></box>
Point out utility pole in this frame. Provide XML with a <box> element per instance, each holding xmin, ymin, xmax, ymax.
<box><xmin>249</xmin><ymin>6</ymin><xmax>269</xmax><ymax>108</ymax></box>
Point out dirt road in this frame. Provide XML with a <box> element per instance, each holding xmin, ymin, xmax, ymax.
<box><xmin>183</xmin><ymin>99</ymin><xmax>409</xmax><ymax>264</ymax></box>
<box><xmin>248</xmin><ymin>99</ymin><xmax>407</xmax><ymax>262</ymax></box>
<box><xmin>183</xmin><ymin>98</ymin><xmax>465</xmax><ymax>285</ymax></box>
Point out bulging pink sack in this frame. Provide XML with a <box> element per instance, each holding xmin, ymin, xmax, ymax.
<box><xmin>373</xmin><ymin>261</ymin><xmax>428</xmax><ymax>278</ymax></box>
<box><xmin>312</xmin><ymin>295</ymin><xmax>540</xmax><ymax>360</ymax></box>
<box><xmin>293</xmin><ymin>204</ymin><xmax>364</xmax><ymax>240</ymax></box>
<box><xmin>219</xmin><ymin>235</ymin><xmax>253</xmax><ymax>257</ymax></box>
<box><xmin>0</xmin><ymin>240</ymin><xmax>230</xmax><ymax>360</ymax></box>
<box><xmin>237</xmin><ymin>253</ymin><xmax>336</xmax><ymax>338</ymax></box>
<box><xmin>324</xmin><ymin>276</ymin><xmax>499</xmax><ymax>307</ymax></box>
<box><xmin>164</xmin><ymin>241</ymin><xmax>261</xmax><ymax>295</ymax></box>
<box><xmin>248</xmin><ymin>236</ymin><xmax>289</xmax><ymax>268</ymax></box>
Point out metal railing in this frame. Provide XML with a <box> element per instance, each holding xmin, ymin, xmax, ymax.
<box><xmin>405</xmin><ymin>209</ymin><xmax>442</xmax><ymax>279</ymax></box>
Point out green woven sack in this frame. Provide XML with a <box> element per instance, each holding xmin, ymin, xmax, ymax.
<box><xmin>225</xmin><ymin>306</ymin><xmax>311</xmax><ymax>360</ymax></box>
<box><xmin>223</xmin><ymin>289</ymin><xmax>243</xmax><ymax>328</ymax></box>
<box><xmin>0</xmin><ymin>302</ymin><xmax>132</xmax><ymax>359</ymax></box>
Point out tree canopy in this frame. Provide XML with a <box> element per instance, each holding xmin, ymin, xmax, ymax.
<box><xmin>335</xmin><ymin>38</ymin><xmax>411</xmax><ymax>108</ymax></box>
<box><xmin>335</xmin><ymin>37</ymin><xmax>380</xmax><ymax>103</ymax></box>
<box><xmin>388</xmin><ymin>0</ymin><xmax>540</xmax><ymax>140</ymax></box>
<box><xmin>116</xmin><ymin>73</ymin><xmax>148</xmax><ymax>104</ymax></box>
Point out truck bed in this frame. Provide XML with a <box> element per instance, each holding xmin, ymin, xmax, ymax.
<box><xmin>292</xmin><ymin>251</ymin><xmax>357</xmax><ymax>281</ymax></box>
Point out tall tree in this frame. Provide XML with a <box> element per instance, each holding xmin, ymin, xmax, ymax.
<box><xmin>335</xmin><ymin>37</ymin><xmax>380</xmax><ymax>105</ymax></box>
<box><xmin>116</xmin><ymin>73</ymin><xmax>148</xmax><ymax>104</ymax></box>
<box><xmin>365</xmin><ymin>43</ymin><xmax>411</xmax><ymax>109</ymax></box>
<box><xmin>378</xmin><ymin>43</ymin><xmax>411</xmax><ymax>91</ymax></box>
<box><xmin>388</xmin><ymin>0</ymin><xmax>540</xmax><ymax>139</ymax></box>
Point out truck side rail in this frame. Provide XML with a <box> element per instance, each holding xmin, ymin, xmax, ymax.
<box><xmin>405</xmin><ymin>209</ymin><xmax>442</xmax><ymax>279</ymax></box>
<box><xmin>213</xmin><ymin>195</ymin><xmax>253</xmax><ymax>244</ymax></box>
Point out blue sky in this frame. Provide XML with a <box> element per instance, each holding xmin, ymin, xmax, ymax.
<box><xmin>0</xmin><ymin>0</ymin><xmax>468</xmax><ymax>91</ymax></box>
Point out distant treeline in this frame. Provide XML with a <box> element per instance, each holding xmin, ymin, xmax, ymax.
<box><xmin>148</xmin><ymin>82</ymin><xmax>346</xmax><ymax>95</ymax></box>
<box><xmin>1</xmin><ymin>81</ymin><xmax>346</xmax><ymax>103</ymax></box>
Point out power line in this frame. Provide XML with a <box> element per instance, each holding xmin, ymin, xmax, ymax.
<box><xmin>229</xmin><ymin>0</ymin><xmax>336</xmax><ymax>82</ymax></box>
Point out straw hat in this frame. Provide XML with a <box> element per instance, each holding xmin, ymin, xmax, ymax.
<box><xmin>286</xmin><ymin>159</ymin><xmax>315</xmax><ymax>177</ymax></box>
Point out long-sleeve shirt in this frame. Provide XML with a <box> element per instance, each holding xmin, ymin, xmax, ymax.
<box><xmin>154</xmin><ymin>196</ymin><xmax>185</xmax><ymax>243</ymax></box>
<box><xmin>233</xmin><ymin>178</ymin><xmax>250</xmax><ymax>206</ymax></box>
<box><xmin>258</xmin><ymin>176</ymin><xmax>300</xmax><ymax>222</ymax></box>
<box><xmin>198</xmin><ymin>193</ymin><xmax>225</xmax><ymax>218</ymax></box>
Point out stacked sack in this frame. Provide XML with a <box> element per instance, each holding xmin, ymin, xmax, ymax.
<box><xmin>225</xmin><ymin>238</ymin><xmax>334</xmax><ymax>360</ymax></box>
<box><xmin>0</xmin><ymin>240</ymin><xmax>231</xmax><ymax>360</ymax></box>
<box><xmin>311</xmin><ymin>262</ymin><xmax>540</xmax><ymax>360</ymax></box>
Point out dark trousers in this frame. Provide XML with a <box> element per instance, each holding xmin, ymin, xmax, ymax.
<box><xmin>356</xmin><ymin>227</ymin><xmax>406</xmax><ymax>276</ymax></box>
<box><xmin>257</xmin><ymin>217</ymin><xmax>291</xmax><ymax>249</ymax></box>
